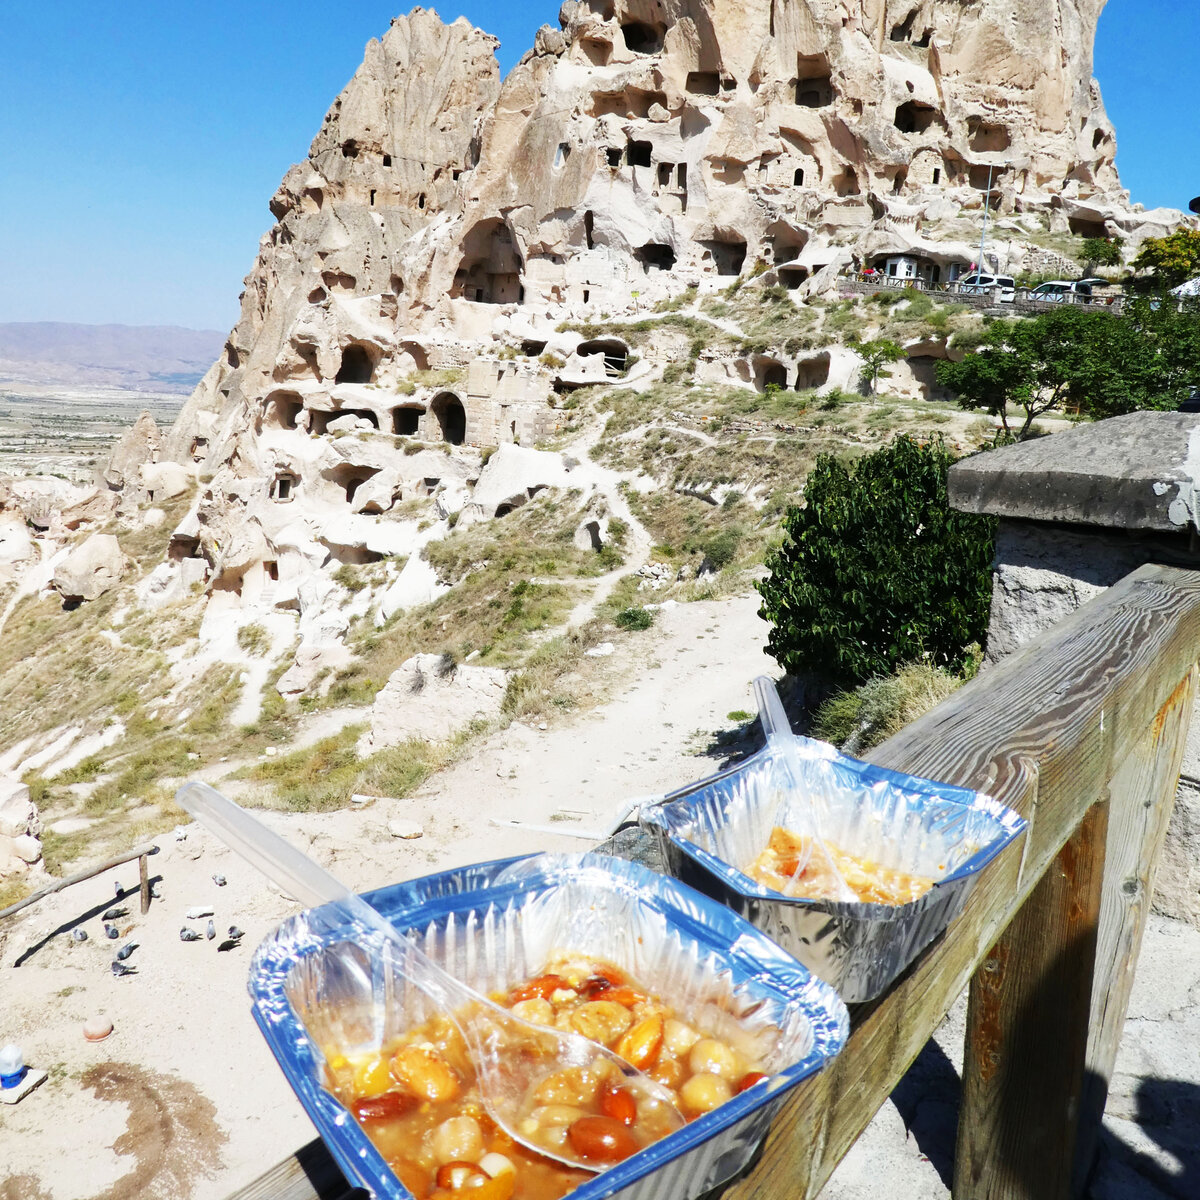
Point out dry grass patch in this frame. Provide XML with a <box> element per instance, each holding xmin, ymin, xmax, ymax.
<box><xmin>812</xmin><ymin>662</ymin><xmax>970</xmax><ymax>754</ymax></box>
<box><xmin>235</xmin><ymin>724</ymin><xmax>451</xmax><ymax>813</ymax></box>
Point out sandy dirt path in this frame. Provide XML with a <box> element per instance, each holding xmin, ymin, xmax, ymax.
<box><xmin>0</xmin><ymin>591</ymin><xmax>774</xmax><ymax>1200</ymax></box>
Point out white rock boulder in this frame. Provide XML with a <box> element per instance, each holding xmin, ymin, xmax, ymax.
<box><xmin>52</xmin><ymin>533</ymin><xmax>128</xmax><ymax>603</ymax></box>
<box><xmin>0</xmin><ymin>776</ymin><xmax>42</xmax><ymax>877</ymax></box>
<box><xmin>141</xmin><ymin>460</ymin><xmax>192</xmax><ymax>502</ymax></box>
<box><xmin>461</xmin><ymin>444</ymin><xmax>574</xmax><ymax>526</ymax></box>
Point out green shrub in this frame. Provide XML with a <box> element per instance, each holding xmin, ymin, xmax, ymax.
<box><xmin>702</xmin><ymin>527</ymin><xmax>743</xmax><ymax>570</ymax></box>
<box><xmin>757</xmin><ymin>435</ymin><xmax>995</xmax><ymax>686</ymax></box>
<box><xmin>332</xmin><ymin>563</ymin><xmax>367</xmax><ymax>593</ymax></box>
<box><xmin>614</xmin><ymin>606</ymin><xmax>654</xmax><ymax>631</ymax></box>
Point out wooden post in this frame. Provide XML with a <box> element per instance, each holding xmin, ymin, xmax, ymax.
<box><xmin>1074</xmin><ymin>667</ymin><xmax>1197</xmax><ymax>1188</ymax></box>
<box><xmin>955</xmin><ymin>800</ymin><xmax>1108</xmax><ymax>1199</ymax></box>
<box><xmin>139</xmin><ymin>850</ymin><xmax>151</xmax><ymax>915</ymax></box>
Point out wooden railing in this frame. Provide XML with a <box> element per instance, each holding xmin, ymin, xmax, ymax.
<box><xmin>0</xmin><ymin>841</ymin><xmax>160</xmax><ymax>922</ymax></box>
<box><xmin>230</xmin><ymin>562</ymin><xmax>1200</xmax><ymax>1200</ymax></box>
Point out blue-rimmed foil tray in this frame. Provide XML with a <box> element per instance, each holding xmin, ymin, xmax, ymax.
<box><xmin>248</xmin><ymin>852</ymin><xmax>849</xmax><ymax>1200</ymax></box>
<box><xmin>640</xmin><ymin>737</ymin><xmax>1027</xmax><ymax>1001</ymax></box>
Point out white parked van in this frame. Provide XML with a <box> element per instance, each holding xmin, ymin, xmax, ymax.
<box><xmin>957</xmin><ymin>273</ymin><xmax>1016</xmax><ymax>302</ymax></box>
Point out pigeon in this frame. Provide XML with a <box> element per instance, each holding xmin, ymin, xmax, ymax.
<box><xmin>217</xmin><ymin>939</ymin><xmax>240</xmax><ymax>952</ymax></box>
<box><xmin>227</xmin><ymin>926</ymin><xmax>244</xmax><ymax>940</ymax></box>
<box><xmin>212</xmin><ymin>874</ymin><xmax>227</xmax><ymax>887</ymax></box>
<box><xmin>116</xmin><ymin>942</ymin><xmax>137</xmax><ymax>961</ymax></box>
<box><xmin>111</xmin><ymin>961</ymin><xmax>137</xmax><ymax>977</ymax></box>
<box><xmin>71</xmin><ymin>929</ymin><xmax>89</xmax><ymax>942</ymax></box>
<box><xmin>114</xmin><ymin>880</ymin><xmax>124</xmax><ymax>898</ymax></box>
<box><xmin>179</xmin><ymin>927</ymin><xmax>202</xmax><ymax>942</ymax></box>
<box><xmin>206</xmin><ymin>919</ymin><xmax>216</xmax><ymax>941</ymax></box>
<box><xmin>102</xmin><ymin>906</ymin><xmax>128</xmax><ymax>921</ymax></box>
<box><xmin>150</xmin><ymin>881</ymin><xmax>163</xmax><ymax>899</ymax></box>
<box><xmin>104</xmin><ymin>923</ymin><xmax>120</xmax><ymax>940</ymax></box>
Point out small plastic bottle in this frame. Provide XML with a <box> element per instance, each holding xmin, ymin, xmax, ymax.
<box><xmin>0</xmin><ymin>1043</ymin><xmax>26</xmax><ymax>1089</ymax></box>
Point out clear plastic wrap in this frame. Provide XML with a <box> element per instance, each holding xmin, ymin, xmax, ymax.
<box><xmin>640</xmin><ymin>730</ymin><xmax>1027</xmax><ymax>1002</ymax></box>
<box><xmin>249</xmin><ymin>852</ymin><xmax>849</xmax><ymax>1200</ymax></box>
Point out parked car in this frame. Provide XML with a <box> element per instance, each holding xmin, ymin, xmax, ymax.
<box><xmin>1030</xmin><ymin>279</ymin><xmax>1105</xmax><ymax>303</ymax></box>
<box><xmin>957</xmin><ymin>273</ymin><xmax>1016</xmax><ymax>302</ymax></box>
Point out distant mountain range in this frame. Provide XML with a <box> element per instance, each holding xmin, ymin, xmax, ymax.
<box><xmin>0</xmin><ymin>322</ymin><xmax>225</xmax><ymax>394</ymax></box>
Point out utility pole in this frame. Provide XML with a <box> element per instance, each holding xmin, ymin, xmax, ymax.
<box><xmin>977</xmin><ymin>163</ymin><xmax>995</xmax><ymax>273</ymax></box>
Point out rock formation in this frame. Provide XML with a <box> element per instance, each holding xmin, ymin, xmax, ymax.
<box><xmin>0</xmin><ymin>777</ymin><xmax>43</xmax><ymax>877</ymax></box>
<box><xmin>171</xmin><ymin>2</ymin><xmax>1151</xmax><ymax>471</ymax></box>
<box><xmin>52</xmin><ymin>533</ymin><xmax>129</xmax><ymax>604</ymax></box>
<box><xmin>140</xmin><ymin>2</ymin><xmax>1191</xmax><ymax>701</ymax></box>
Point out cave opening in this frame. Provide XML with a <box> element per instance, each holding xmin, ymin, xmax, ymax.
<box><xmin>621</xmin><ymin>21</ymin><xmax>664</xmax><ymax>54</ymax></box>
<box><xmin>431</xmin><ymin>392</ymin><xmax>467</xmax><ymax>445</ymax></box>
<box><xmin>335</xmin><ymin>343</ymin><xmax>377</xmax><ymax>384</ymax></box>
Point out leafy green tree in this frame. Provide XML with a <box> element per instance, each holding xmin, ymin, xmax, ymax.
<box><xmin>1081</xmin><ymin>236</ymin><xmax>1124</xmax><ymax>273</ymax></box>
<box><xmin>855</xmin><ymin>338</ymin><xmax>906</xmax><ymax>395</ymax></box>
<box><xmin>936</xmin><ymin>314</ymin><xmax>1077</xmax><ymax>438</ymax></box>
<box><xmin>938</xmin><ymin>303</ymin><xmax>1200</xmax><ymax>433</ymax></box>
<box><xmin>757</xmin><ymin>436</ymin><xmax>996</xmax><ymax>686</ymax></box>
<box><xmin>1132</xmin><ymin>230</ymin><xmax>1200</xmax><ymax>288</ymax></box>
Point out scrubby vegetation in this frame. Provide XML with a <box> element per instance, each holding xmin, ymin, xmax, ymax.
<box><xmin>812</xmin><ymin>660</ymin><xmax>973</xmax><ymax>754</ymax></box>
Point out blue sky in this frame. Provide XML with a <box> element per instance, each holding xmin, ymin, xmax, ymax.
<box><xmin>1</xmin><ymin>1</ymin><xmax>1194</xmax><ymax>332</ymax></box>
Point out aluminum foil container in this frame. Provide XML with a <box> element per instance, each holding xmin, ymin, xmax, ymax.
<box><xmin>248</xmin><ymin>852</ymin><xmax>849</xmax><ymax>1200</ymax></box>
<box><xmin>640</xmin><ymin>737</ymin><xmax>1027</xmax><ymax>1001</ymax></box>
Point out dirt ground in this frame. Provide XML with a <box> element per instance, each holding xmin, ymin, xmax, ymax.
<box><xmin>0</xmin><ymin>592</ymin><xmax>772</xmax><ymax>1199</ymax></box>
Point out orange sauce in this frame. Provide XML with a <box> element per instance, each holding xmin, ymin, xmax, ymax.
<box><xmin>746</xmin><ymin>826</ymin><xmax>935</xmax><ymax>905</ymax></box>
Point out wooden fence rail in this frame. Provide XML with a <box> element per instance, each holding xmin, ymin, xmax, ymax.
<box><xmin>0</xmin><ymin>842</ymin><xmax>160</xmax><ymax>922</ymax></box>
<box><xmin>229</xmin><ymin>562</ymin><xmax>1200</xmax><ymax>1200</ymax></box>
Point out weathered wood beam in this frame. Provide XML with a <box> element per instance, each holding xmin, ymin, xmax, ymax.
<box><xmin>224</xmin><ymin>1137</ymin><xmax>359</xmax><ymax>1200</ymax></box>
<box><xmin>0</xmin><ymin>842</ymin><xmax>160</xmax><ymax>923</ymax></box>
<box><xmin>955</xmin><ymin>799</ymin><xmax>1108</xmax><ymax>1198</ymax></box>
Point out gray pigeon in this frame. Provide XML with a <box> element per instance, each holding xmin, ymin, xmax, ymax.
<box><xmin>212</xmin><ymin>874</ymin><xmax>227</xmax><ymax>887</ymax></box>
<box><xmin>114</xmin><ymin>880</ymin><xmax>124</xmax><ymax>898</ymax></box>
<box><xmin>71</xmin><ymin>929</ymin><xmax>88</xmax><ymax>942</ymax></box>
<box><xmin>206</xmin><ymin>919</ymin><xmax>216</xmax><ymax>940</ymax></box>
<box><xmin>111</xmin><ymin>961</ymin><xmax>137</xmax><ymax>977</ymax></box>
<box><xmin>102</xmin><ymin>906</ymin><xmax>128</xmax><ymax>921</ymax></box>
<box><xmin>116</xmin><ymin>942</ymin><xmax>137</xmax><ymax>961</ymax></box>
<box><xmin>227</xmin><ymin>926</ymin><xmax>244</xmax><ymax>940</ymax></box>
<box><xmin>179</xmin><ymin>927</ymin><xmax>202</xmax><ymax>942</ymax></box>
<box><xmin>104</xmin><ymin>923</ymin><xmax>120</xmax><ymax>940</ymax></box>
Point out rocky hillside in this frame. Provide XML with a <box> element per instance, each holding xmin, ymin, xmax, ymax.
<box><xmin>0</xmin><ymin>2</ymin><xmax>1194</xmax><ymax>889</ymax></box>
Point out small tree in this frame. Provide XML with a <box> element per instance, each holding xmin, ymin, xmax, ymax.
<box><xmin>938</xmin><ymin>304</ymin><xmax>1200</xmax><ymax>432</ymax></box>
<box><xmin>936</xmin><ymin>317</ymin><xmax>1061</xmax><ymax>438</ymax></box>
<box><xmin>756</xmin><ymin>435</ymin><xmax>996</xmax><ymax>687</ymax></box>
<box><xmin>855</xmin><ymin>338</ymin><xmax>906</xmax><ymax>395</ymax></box>
<box><xmin>1132</xmin><ymin>229</ymin><xmax>1200</xmax><ymax>288</ymax></box>
<box><xmin>1081</xmin><ymin>235</ymin><xmax>1124</xmax><ymax>274</ymax></box>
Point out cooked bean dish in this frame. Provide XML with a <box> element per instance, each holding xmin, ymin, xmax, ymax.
<box><xmin>327</xmin><ymin>955</ymin><xmax>769</xmax><ymax>1199</ymax></box>
<box><xmin>746</xmin><ymin>825</ymin><xmax>935</xmax><ymax>905</ymax></box>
